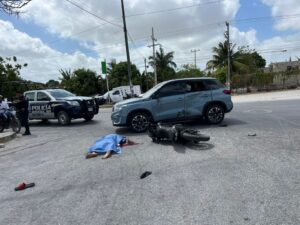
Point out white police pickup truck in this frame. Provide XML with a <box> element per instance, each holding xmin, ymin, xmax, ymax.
<box><xmin>24</xmin><ymin>89</ymin><xmax>99</xmax><ymax>125</ymax></box>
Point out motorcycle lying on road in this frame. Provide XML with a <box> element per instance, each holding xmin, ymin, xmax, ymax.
<box><xmin>148</xmin><ymin>123</ymin><xmax>210</xmax><ymax>144</ymax></box>
<box><xmin>0</xmin><ymin>108</ymin><xmax>21</xmax><ymax>133</ymax></box>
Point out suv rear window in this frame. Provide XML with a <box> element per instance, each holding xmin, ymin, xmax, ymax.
<box><xmin>187</xmin><ymin>80</ymin><xmax>207</xmax><ymax>92</ymax></box>
<box><xmin>204</xmin><ymin>79</ymin><xmax>225</xmax><ymax>90</ymax></box>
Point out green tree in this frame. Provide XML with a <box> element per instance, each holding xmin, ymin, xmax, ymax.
<box><xmin>59</xmin><ymin>68</ymin><xmax>101</xmax><ymax>96</ymax></box>
<box><xmin>59</xmin><ymin>69</ymin><xmax>73</xmax><ymax>87</ymax></box>
<box><xmin>176</xmin><ymin>64</ymin><xmax>204</xmax><ymax>78</ymax></box>
<box><xmin>206</xmin><ymin>41</ymin><xmax>248</xmax><ymax>74</ymax></box>
<box><xmin>141</xmin><ymin>71</ymin><xmax>154</xmax><ymax>92</ymax></box>
<box><xmin>149</xmin><ymin>47</ymin><xmax>177</xmax><ymax>82</ymax></box>
<box><xmin>109</xmin><ymin>62</ymin><xmax>141</xmax><ymax>88</ymax></box>
<box><xmin>237</xmin><ymin>46</ymin><xmax>266</xmax><ymax>72</ymax></box>
<box><xmin>0</xmin><ymin>56</ymin><xmax>28</xmax><ymax>97</ymax></box>
<box><xmin>46</xmin><ymin>79</ymin><xmax>60</xmax><ymax>88</ymax></box>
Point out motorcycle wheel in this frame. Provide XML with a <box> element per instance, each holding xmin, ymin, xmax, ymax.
<box><xmin>181</xmin><ymin>129</ymin><xmax>210</xmax><ymax>142</ymax></box>
<box><xmin>11</xmin><ymin>118</ymin><xmax>21</xmax><ymax>133</ymax></box>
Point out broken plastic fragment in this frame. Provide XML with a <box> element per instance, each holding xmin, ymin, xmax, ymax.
<box><xmin>140</xmin><ymin>171</ymin><xmax>152</xmax><ymax>179</ymax></box>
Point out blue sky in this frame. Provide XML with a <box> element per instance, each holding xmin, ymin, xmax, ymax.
<box><xmin>236</xmin><ymin>0</ymin><xmax>294</xmax><ymax>41</ymax></box>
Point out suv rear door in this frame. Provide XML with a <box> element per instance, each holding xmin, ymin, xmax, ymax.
<box><xmin>151</xmin><ymin>80</ymin><xmax>187</xmax><ymax>122</ymax></box>
<box><xmin>204</xmin><ymin>79</ymin><xmax>229</xmax><ymax>102</ymax></box>
<box><xmin>184</xmin><ymin>79</ymin><xmax>212</xmax><ymax>118</ymax></box>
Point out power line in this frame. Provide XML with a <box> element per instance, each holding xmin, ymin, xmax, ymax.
<box><xmin>128</xmin><ymin>32</ymin><xmax>146</xmax><ymax>58</ymax></box>
<box><xmin>126</xmin><ymin>0</ymin><xmax>224</xmax><ymax>18</ymax></box>
<box><xmin>64</xmin><ymin>0</ymin><xmax>122</xmax><ymax>29</ymax></box>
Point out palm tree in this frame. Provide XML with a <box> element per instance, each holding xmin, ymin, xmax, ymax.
<box><xmin>206</xmin><ymin>41</ymin><xmax>248</xmax><ymax>74</ymax></box>
<box><xmin>59</xmin><ymin>69</ymin><xmax>73</xmax><ymax>88</ymax></box>
<box><xmin>149</xmin><ymin>47</ymin><xmax>177</xmax><ymax>82</ymax></box>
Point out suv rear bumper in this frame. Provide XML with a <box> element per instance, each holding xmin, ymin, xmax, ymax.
<box><xmin>225</xmin><ymin>101</ymin><xmax>233</xmax><ymax>113</ymax></box>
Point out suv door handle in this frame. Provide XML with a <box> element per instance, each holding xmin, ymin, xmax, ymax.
<box><xmin>202</xmin><ymin>94</ymin><xmax>209</xmax><ymax>97</ymax></box>
<box><xmin>177</xmin><ymin>98</ymin><xmax>183</xmax><ymax>101</ymax></box>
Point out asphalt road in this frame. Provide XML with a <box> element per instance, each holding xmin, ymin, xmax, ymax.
<box><xmin>0</xmin><ymin>100</ymin><xmax>299</xmax><ymax>225</ymax></box>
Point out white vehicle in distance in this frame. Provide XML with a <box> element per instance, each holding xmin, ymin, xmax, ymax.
<box><xmin>95</xmin><ymin>85</ymin><xmax>141</xmax><ymax>104</ymax></box>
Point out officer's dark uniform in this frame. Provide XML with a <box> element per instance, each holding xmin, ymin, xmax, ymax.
<box><xmin>15</xmin><ymin>95</ymin><xmax>31</xmax><ymax>135</ymax></box>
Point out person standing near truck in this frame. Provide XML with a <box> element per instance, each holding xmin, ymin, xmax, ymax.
<box><xmin>14</xmin><ymin>91</ymin><xmax>31</xmax><ymax>135</ymax></box>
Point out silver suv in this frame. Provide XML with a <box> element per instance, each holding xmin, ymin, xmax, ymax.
<box><xmin>111</xmin><ymin>78</ymin><xmax>233</xmax><ymax>132</ymax></box>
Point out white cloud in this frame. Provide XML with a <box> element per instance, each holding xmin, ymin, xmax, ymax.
<box><xmin>18</xmin><ymin>0</ymin><xmax>242</xmax><ymax>70</ymax></box>
<box><xmin>0</xmin><ymin>20</ymin><xmax>100</xmax><ymax>82</ymax></box>
<box><xmin>262</xmin><ymin>0</ymin><xmax>300</xmax><ymax>31</ymax></box>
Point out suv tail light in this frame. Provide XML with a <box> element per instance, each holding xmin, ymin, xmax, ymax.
<box><xmin>223</xmin><ymin>89</ymin><xmax>231</xmax><ymax>95</ymax></box>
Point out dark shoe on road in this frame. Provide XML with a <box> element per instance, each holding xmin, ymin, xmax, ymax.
<box><xmin>86</xmin><ymin>152</ymin><xmax>98</xmax><ymax>159</ymax></box>
<box><xmin>22</xmin><ymin>132</ymin><xmax>31</xmax><ymax>136</ymax></box>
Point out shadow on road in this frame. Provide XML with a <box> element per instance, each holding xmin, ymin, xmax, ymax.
<box><xmin>152</xmin><ymin>141</ymin><xmax>214</xmax><ymax>154</ymax></box>
<box><xmin>29</xmin><ymin>119</ymin><xmax>100</xmax><ymax>127</ymax></box>
<box><xmin>114</xmin><ymin>118</ymin><xmax>247</xmax><ymax>136</ymax></box>
<box><xmin>115</xmin><ymin>127</ymin><xmax>147</xmax><ymax>137</ymax></box>
<box><xmin>183</xmin><ymin>117</ymin><xmax>247</xmax><ymax>129</ymax></box>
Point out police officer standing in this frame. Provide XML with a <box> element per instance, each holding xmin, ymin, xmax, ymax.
<box><xmin>14</xmin><ymin>91</ymin><xmax>31</xmax><ymax>135</ymax></box>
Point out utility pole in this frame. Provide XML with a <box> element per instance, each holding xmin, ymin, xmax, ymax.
<box><xmin>144</xmin><ymin>58</ymin><xmax>147</xmax><ymax>75</ymax></box>
<box><xmin>148</xmin><ymin>27</ymin><xmax>160</xmax><ymax>85</ymax></box>
<box><xmin>226</xmin><ymin>21</ymin><xmax>231</xmax><ymax>90</ymax></box>
<box><xmin>191</xmin><ymin>49</ymin><xmax>200</xmax><ymax>68</ymax></box>
<box><xmin>144</xmin><ymin>58</ymin><xmax>148</xmax><ymax>90</ymax></box>
<box><xmin>121</xmin><ymin>0</ymin><xmax>134</xmax><ymax>96</ymax></box>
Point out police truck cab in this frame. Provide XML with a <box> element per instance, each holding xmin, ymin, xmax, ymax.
<box><xmin>24</xmin><ymin>89</ymin><xmax>99</xmax><ymax>125</ymax></box>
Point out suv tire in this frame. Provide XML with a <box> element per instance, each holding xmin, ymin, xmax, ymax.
<box><xmin>57</xmin><ymin>111</ymin><xmax>71</xmax><ymax>125</ymax></box>
<box><xmin>129</xmin><ymin>112</ymin><xmax>150</xmax><ymax>133</ymax></box>
<box><xmin>205</xmin><ymin>104</ymin><xmax>225</xmax><ymax>124</ymax></box>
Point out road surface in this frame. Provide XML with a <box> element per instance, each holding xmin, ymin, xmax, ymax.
<box><xmin>0</xmin><ymin>99</ymin><xmax>299</xmax><ymax>225</ymax></box>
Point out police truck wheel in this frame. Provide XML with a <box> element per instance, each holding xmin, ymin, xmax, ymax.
<box><xmin>57</xmin><ymin>111</ymin><xmax>70</xmax><ymax>125</ymax></box>
<box><xmin>84</xmin><ymin>115</ymin><xmax>94</xmax><ymax>121</ymax></box>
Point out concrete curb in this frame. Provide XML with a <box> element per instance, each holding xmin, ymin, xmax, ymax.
<box><xmin>0</xmin><ymin>132</ymin><xmax>16</xmax><ymax>143</ymax></box>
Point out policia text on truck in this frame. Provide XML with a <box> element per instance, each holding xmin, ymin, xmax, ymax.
<box><xmin>24</xmin><ymin>89</ymin><xmax>99</xmax><ymax>125</ymax></box>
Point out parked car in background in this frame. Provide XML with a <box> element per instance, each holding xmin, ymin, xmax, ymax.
<box><xmin>111</xmin><ymin>77</ymin><xmax>233</xmax><ymax>132</ymax></box>
<box><xmin>95</xmin><ymin>85</ymin><xmax>142</xmax><ymax>104</ymax></box>
<box><xmin>24</xmin><ymin>89</ymin><xmax>99</xmax><ymax>125</ymax></box>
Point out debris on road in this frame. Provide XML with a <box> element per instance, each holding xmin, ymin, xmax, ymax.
<box><xmin>140</xmin><ymin>171</ymin><xmax>152</xmax><ymax>179</ymax></box>
<box><xmin>248</xmin><ymin>133</ymin><xmax>257</xmax><ymax>137</ymax></box>
<box><xmin>14</xmin><ymin>182</ymin><xmax>35</xmax><ymax>191</ymax></box>
<box><xmin>219</xmin><ymin>124</ymin><xmax>228</xmax><ymax>127</ymax></box>
<box><xmin>86</xmin><ymin>134</ymin><xmax>137</xmax><ymax>160</ymax></box>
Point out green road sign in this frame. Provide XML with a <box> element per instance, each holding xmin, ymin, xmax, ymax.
<box><xmin>101</xmin><ymin>61</ymin><xmax>106</xmax><ymax>74</ymax></box>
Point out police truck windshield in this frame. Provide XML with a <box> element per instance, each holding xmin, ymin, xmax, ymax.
<box><xmin>48</xmin><ymin>90</ymin><xmax>75</xmax><ymax>99</ymax></box>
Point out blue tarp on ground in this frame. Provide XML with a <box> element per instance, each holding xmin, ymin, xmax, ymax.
<box><xmin>88</xmin><ymin>134</ymin><xmax>125</xmax><ymax>154</ymax></box>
